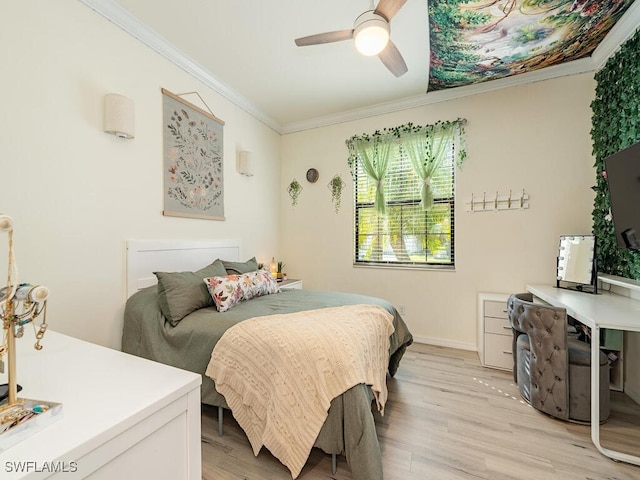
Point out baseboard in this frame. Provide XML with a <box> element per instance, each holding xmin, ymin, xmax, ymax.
<box><xmin>411</xmin><ymin>335</ymin><xmax>477</xmax><ymax>352</ymax></box>
<box><xmin>624</xmin><ymin>383</ymin><xmax>640</xmax><ymax>404</ymax></box>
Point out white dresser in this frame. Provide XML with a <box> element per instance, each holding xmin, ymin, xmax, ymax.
<box><xmin>477</xmin><ymin>293</ymin><xmax>512</xmax><ymax>371</ymax></box>
<box><xmin>0</xmin><ymin>330</ymin><xmax>201</xmax><ymax>479</ymax></box>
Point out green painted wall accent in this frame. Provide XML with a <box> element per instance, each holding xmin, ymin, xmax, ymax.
<box><xmin>591</xmin><ymin>29</ymin><xmax>640</xmax><ymax>280</ymax></box>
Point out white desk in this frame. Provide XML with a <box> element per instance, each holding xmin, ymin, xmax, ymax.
<box><xmin>527</xmin><ymin>284</ymin><xmax>640</xmax><ymax>466</ymax></box>
<box><xmin>0</xmin><ymin>330</ymin><xmax>202</xmax><ymax>479</ymax></box>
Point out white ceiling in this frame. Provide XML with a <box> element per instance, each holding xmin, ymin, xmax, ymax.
<box><xmin>82</xmin><ymin>0</ymin><xmax>640</xmax><ymax>134</ymax></box>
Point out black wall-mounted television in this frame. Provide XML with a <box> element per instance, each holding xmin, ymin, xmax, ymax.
<box><xmin>604</xmin><ymin>141</ymin><xmax>640</xmax><ymax>251</ymax></box>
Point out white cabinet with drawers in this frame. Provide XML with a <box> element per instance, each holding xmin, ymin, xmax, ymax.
<box><xmin>477</xmin><ymin>293</ymin><xmax>512</xmax><ymax>371</ymax></box>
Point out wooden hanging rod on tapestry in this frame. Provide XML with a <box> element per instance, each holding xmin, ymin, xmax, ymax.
<box><xmin>161</xmin><ymin>88</ymin><xmax>225</xmax><ymax>126</ymax></box>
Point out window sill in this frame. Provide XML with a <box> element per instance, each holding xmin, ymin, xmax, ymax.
<box><xmin>352</xmin><ymin>262</ymin><xmax>455</xmax><ymax>272</ymax></box>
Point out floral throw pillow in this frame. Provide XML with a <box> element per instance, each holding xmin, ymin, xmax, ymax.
<box><xmin>204</xmin><ymin>269</ymin><xmax>280</xmax><ymax>312</ymax></box>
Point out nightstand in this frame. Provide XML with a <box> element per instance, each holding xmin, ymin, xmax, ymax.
<box><xmin>279</xmin><ymin>279</ymin><xmax>303</xmax><ymax>290</ymax></box>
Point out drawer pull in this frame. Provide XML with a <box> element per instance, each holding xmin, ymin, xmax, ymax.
<box><xmin>502</xmin><ymin>350</ymin><xmax>512</xmax><ymax>355</ymax></box>
<box><xmin>502</xmin><ymin>325</ymin><xmax>511</xmax><ymax>330</ymax></box>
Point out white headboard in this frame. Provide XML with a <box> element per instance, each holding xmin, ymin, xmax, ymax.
<box><xmin>126</xmin><ymin>239</ymin><xmax>242</xmax><ymax>298</ymax></box>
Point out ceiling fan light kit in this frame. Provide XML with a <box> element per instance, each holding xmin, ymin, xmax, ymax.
<box><xmin>293</xmin><ymin>0</ymin><xmax>407</xmax><ymax>77</ymax></box>
<box><xmin>353</xmin><ymin>11</ymin><xmax>389</xmax><ymax>56</ymax></box>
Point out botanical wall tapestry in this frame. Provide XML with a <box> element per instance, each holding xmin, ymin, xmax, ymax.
<box><xmin>162</xmin><ymin>88</ymin><xmax>225</xmax><ymax>220</ymax></box>
<box><xmin>428</xmin><ymin>0</ymin><xmax>635</xmax><ymax>91</ymax></box>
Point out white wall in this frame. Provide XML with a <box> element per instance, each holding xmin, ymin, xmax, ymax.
<box><xmin>0</xmin><ymin>1</ymin><xmax>281</xmax><ymax>349</ymax></box>
<box><xmin>0</xmin><ymin>1</ymin><xmax>598</xmax><ymax>353</ymax></box>
<box><xmin>281</xmin><ymin>73</ymin><xmax>597</xmax><ymax>349</ymax></box>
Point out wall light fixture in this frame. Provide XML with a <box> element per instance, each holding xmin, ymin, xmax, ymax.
<box><xmin>237</xmin><ymin>151</ymin><xmax>254</xmax><ymax>176</ymax></box>
<box><xmin>104</xmin><ymin>93</ymin><xmax>135</xmax><ymax>139</ymax></box>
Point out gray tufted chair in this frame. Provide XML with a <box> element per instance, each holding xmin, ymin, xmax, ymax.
<box><xmin>507</xmin><ymin>292</ymin><xmax>610</xmax><ymax>423</ymax></box>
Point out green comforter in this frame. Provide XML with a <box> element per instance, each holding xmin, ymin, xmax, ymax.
<box><xmin>122</xmin><ymin>287</ymin><xmax>413</xmax><ymax>480</ymax></box>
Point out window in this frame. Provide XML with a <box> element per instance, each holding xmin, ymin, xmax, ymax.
<box><xmin>347</xmin><ymin>120</ymin><xmax>465</xmax><ymax>268</ymax></box>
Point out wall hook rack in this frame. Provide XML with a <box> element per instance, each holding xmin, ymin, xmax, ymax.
<box><xmin>466</xmin><ymin>189</ymin><xmax>529</xmax><ymax>213</ymax></box>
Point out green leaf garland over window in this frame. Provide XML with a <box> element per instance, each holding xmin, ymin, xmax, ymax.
<box><xmin>346</xmin><ymin>119</ymin><xmax>466</xmax><ymax>215</ymax></box>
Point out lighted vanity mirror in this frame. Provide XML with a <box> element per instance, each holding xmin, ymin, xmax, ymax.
<box><xmin>557</xmin><ymin>235</ymin><xmax>597</xmax><ymax>294</ymax></box>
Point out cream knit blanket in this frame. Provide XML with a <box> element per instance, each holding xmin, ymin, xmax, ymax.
<box><xmin>205</xmin><ymin>304</ymin><xmax>395</xmax><ymax>479</ymax></box>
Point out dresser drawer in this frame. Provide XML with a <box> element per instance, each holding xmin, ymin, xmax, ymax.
<box><xmin>484</xmin><ymin>333</ymin><xmax>513</xmax><ymax>370</ymax></box>
<box><xmin>484</xmin><ymin>316</ymin><xmax>512</xmax><ymax>336</ymax></box>
<box><xmin>484</xmin><ymin>300</ymin><xmax>508</xmax><ymax>319</ymax></box>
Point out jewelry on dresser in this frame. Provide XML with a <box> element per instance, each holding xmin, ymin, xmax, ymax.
<box><xmin>0</xmin><ymin>327</ymin><xmax>7</xmax><ymax>374</ymax></box>
<box><xmin>0</xmin><ymin>214</ymin><xmax>51</xmax><ymax>407</ymax></box>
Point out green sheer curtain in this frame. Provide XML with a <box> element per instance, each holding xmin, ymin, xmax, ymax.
<box><xmin>403</xmin><ymin>122</ymin><xmax>458</xmax><ymax>210</ymax></box>
<box><xmin>347</xmin><ymin>119</ymin><xmax>466</xmax><ymax>214</ymax></box>
<box><xmin>348</xmin><ymin>133</ymin><xmax>395</xmax><ymax>215</ymax></box>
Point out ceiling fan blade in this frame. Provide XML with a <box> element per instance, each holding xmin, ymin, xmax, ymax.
<box><xmin>378</xmin><ymin>40</ymin><xmax>408</xmax><ymax>77</ymax></box>
<box><xmin>295</xmin><ymin>29</ymin><xmax>354</xmax><ymax>47</ymax></box>
<box><xmin>374</xmin><ymin>0</ymin><xmax>407</xmax><ymax>21</ymax></box>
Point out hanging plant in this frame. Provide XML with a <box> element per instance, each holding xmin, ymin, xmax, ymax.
<box><xmin>287</xmin><ymin>179</ymin><xmax>302</xmax><ymax>206</ymax></box>
<box><xmin>328</xmin><ymin>174</ymin><xmax>345</xmax><ymax>213</ymax></box>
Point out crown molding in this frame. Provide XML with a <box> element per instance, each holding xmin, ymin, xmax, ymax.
<box><xmin>281</xmin><ymin>57</ymin><xmax>597</xmax><ymax>134</ymax></box>
<box><xmin>80</xmin><ymin>0</ymin><xmax>639</xmax><ymax>136</ymax></box>
<box><xmin>79</xmin><ymin>0</ymin><xmax>283</xmax><ymax>133</ymax></box>
<box><xmin>280</xmin><ymin>93</ymin><xmax>434</xmax><ymax>134</ymax></box>
<box><xmin>591</xmin><ymin>0</ymin><xmax>640</xmax><ymax>69</ymax></box>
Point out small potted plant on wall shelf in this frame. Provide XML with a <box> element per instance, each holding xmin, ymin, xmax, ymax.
<box><xmin>328</xmin><ymin>174</ymin><xmax>345</xmax><ymax>213</ymax></box>
<box><xmin>288</xmin><ymin>179</ymin><xmax>302</xmax><ymax>206</ymax></box>
<box><xmin>277</xmin><ymin>261</ymin><xmax>286</xmax><ymax>280</ymax></box>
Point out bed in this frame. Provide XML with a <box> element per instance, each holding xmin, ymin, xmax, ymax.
<box><xmin>122</xmin><ymin>239</ymin><xmax>413</xmax><ymax>480</ymax></box>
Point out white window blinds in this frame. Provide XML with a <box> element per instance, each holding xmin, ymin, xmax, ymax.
<box><xmin>348</xmin><ymin>120</ymin><xmax>465</xmax><ymax>267</ymax></box>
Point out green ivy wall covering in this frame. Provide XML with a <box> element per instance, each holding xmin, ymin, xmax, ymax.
<box><xmin>591</xmin><ymin>29</ymin><xmax>640</xmax><ymax>280</ymax></box>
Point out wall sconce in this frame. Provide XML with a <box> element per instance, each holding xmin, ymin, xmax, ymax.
<box><xmin>237</xmin><ymin>151</ymin><xmax>254</xmax><ymax>176</ymax></box>
<box><xmin>104</xmin><ymin>93</ymin><xmax>135</xmax><ymax>139</ymax></box>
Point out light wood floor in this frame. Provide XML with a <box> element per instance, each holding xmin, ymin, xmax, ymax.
<box><xmin>201</xmin><ymin>343</ymin><xmax>640</xmax><ymax>479</ymax></box>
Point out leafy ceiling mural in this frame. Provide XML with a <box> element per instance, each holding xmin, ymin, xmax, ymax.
<box><xmin>428</xmin><ymin>0</ymin><xmax>635</xmax><ymax>91</ymax></box>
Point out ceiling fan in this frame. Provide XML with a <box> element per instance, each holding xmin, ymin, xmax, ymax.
<box><xmin>294</xmin><ymin>0</ymin><xmax>408</xmax><ymax>77</ymax></box>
